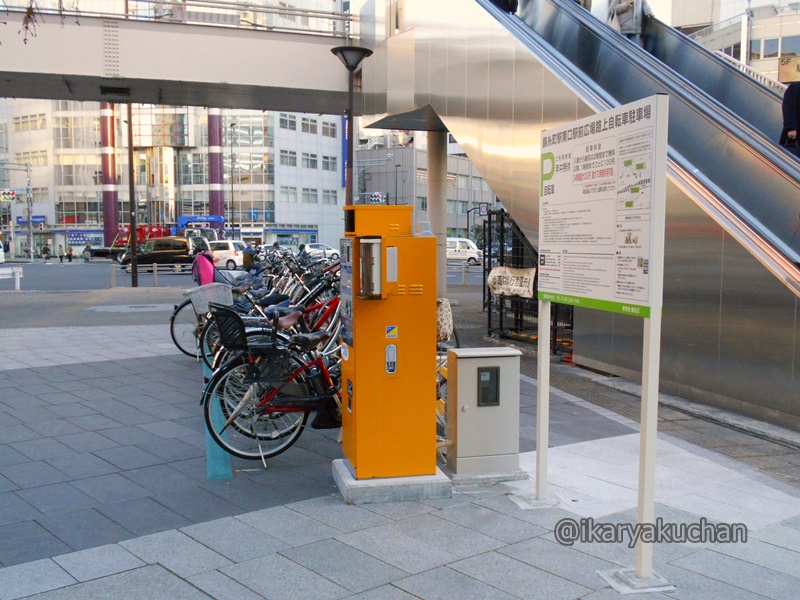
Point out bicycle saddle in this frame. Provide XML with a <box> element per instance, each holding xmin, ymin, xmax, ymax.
<box><xmin>292</xmin><ymin>330</ymin><xmax>332</xmax><ymax>348</ymax></box>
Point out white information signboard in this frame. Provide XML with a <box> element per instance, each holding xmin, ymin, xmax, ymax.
<box><xmin>537</xmin><ymin>96</ymin><xmax>667</xmax><ymax>319</ymax></box>
<box><xmin>536</xmin><ymin>95</ymin><xmax>670</xmax><ymax>587</ymax></box>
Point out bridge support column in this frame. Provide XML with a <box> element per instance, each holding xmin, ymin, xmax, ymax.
<box><xmin>428</xmin><ymin>130</ymin><xmax>447</xmax><ymax>297</ymax></box>
<box><xmin>100</xmin><ymin>102</ymin><xmax>119</xmax><ymax>247</ymax></box>
<box><xmin>208</xmin><ymin>108</ymin><xmax>225</xmax><ymax>227</ymax></box>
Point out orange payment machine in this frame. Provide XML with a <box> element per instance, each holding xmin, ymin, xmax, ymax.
<box><xmin>339</xmin><ymin>205</ymin><xmax>437</xmax><ymax>479</ymax></box>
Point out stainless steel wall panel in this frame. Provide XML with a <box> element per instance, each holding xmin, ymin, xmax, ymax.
<box><xmin>446</xmin><ymin>27</ymin><xmax>468</xmax><ymax>119</ymax></box>
<box><xmin>466</xmin><ymin>31</ymin><xmax>490</xmax><ymax>122</ymax></box>
<box><xmin>428</xmin><ymin>30</ymin><xmax>449</xmax><ymax>119</ymax></box>
<box><xmin>717</xmin><ymin>235</ymin><xmax>799</xmax><ymax>421</ymax></box>
<box><xmin>387</xmin><ymin>32</ymin><xmax>417</xmax><ymax>116</ymax></box>
<box><xmin>414</xmin><ymin>36</ymin><xmax>432</xmax><ymax>111</ymax></box>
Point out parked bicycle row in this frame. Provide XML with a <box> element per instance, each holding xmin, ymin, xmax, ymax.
<box><xmin>168</xmin><ymin>247</ymin><xmax>343</xmax><ymax>464</ymax></box>
<box><xmin>167</xmin><ymin>246</ymin><xmax>459</xmax><ymax>466</ymax></box>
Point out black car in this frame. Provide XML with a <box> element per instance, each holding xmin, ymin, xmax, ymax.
<box><xmin>119</xmin><ymin>236</ymin><xmax>210</xmax><ymax>272</ymax></box>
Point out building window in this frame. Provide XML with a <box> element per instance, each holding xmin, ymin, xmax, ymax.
<box><xmin>16</xmin><ymin>150</ymin><xmax>48</xmax><ymax>167</ymax></box>
<box><xmin>280</xmin><ymin>186</ymin><xmax>297</xmax><ymax>203</ymax></box>
<box><xmin>763</xmin><ymin>38</ymin><xmax>779</xmax><ymax>59</ymax></box>
<box><xmin>322</xmin><ymin>189</ymin><xmax>337</xmax><ymax>205</ymax></box>
<box><xmin>12</xmin><ymin>114</ymin><xmax>46</xmax><ymax>132</ymax></box>
<box><xmin>301</xmin><ymin>117</ymin><xmax>317</xmax><ymax>134</ymax></box>
<box><xmin>279</xmin><ymin>113</ymin><xmax>296</xmax><ymax>131</ymax></box>
<box><xmin>416</xmin><ymin>196</ymin><xmax>427</xmax><ymax>211</ymax></box>
<box><xmin>302</xmin><ymin>153</ymin><xmax>318</xmax><ymax>169</ymax></box>
<box><xmin>322</xmin><ymin>155</ymin><xmax>337</xmax><ymax>172</ymax></box>
<box><xmin>447</xmin><ymin>199</ymin><xmax>457</xmax><ymax>214</ymax></box>
<box><xmin>322</xmin><ymin>121</ymin><xmax>337</xmax><ymax>138</ymax></box>
<box><xmin>280</xmin><ymin>149</ymin><xmax>297</xmax><ymax>166</ymax></box>
<box><xmin>447</xmin><ymin>173</ymin><xmax>456</xmax><ymax>187</ymax></box>
<box><xmin>750</xmin><ymin>39</ymin><xmax>760</xmax><ymax>61</ymax></box>
<box><xmin>457</xmin><ymin>174</ymin><xmax>468</xmax><ymax>189</ymax></box>
<box><xmin>302</xmin><ymin>188</ymin><xmax>318</xmax><ymax>204</ymax></box>
<box><xmin>416</xmin><ymin>168</ymin><xmax>427</xmax><ymax>183</ymax></box>
<box><xmin>0</xmin><ymin>123</ymin><xmax>7</xmax><ymax>153</ymax></box>
<box><xmin>782</xmin><ymin>35</ymin><xmax>800</xmax><ymax>57</ymax></box>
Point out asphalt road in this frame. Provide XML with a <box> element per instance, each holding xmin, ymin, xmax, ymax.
<box><xmin>0</xmin><ymin>260</ymin><xmax>193</xmax><ymax>292</ymax></box>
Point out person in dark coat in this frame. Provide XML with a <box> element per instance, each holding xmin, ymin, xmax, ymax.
<box><xmin>780</xmin><ymin>81</ymin><xmax>800</xmax><ymax>157</ymax></box>
<box><xmin>490</xmin><ymin>0</ymin><xmax>518</xmax><ymax>13</ymax></box>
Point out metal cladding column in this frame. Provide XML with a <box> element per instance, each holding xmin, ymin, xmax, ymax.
<box><xmin>207</xmin><ymin>109</ymin><xmax>225</xmax><ymax>227</ymax></box>
<box><xmin>428</xmin><ymin>130</ymin><xmax>448</xmax><ymax>297</ymax></box>
<box><xmin>100</xmin><ymin>102</ymin><xmax>119</xmax><ymax>247</ymax></box>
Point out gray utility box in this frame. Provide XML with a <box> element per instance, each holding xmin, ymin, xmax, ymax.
<box><xmin>446</xmin><ymin>347</ymin><xmax>523</xmax><ymax>478</ymax></box>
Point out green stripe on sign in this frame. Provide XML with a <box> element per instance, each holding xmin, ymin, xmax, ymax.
<box><xmin>537</xmin><ymin>292</ymin><xmax>651</xmax><ymax>318</ymax></box>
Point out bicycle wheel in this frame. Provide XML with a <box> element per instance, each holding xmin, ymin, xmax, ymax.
<box><xmin>203</xmin><ymin>355</ymin><xmax>309</xmax><ymax>460</ymax></box>
<box><xmin>198</xmin><ymin>317</ymin><xmax>221</xmax><ymax>370</ymax></box>
<box><xmin>170</xmin><ymin>299</ymin><xmax>201</xmax><ymax>357</ymax></box>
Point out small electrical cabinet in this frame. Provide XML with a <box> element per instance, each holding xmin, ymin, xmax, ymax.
<box><xmin>447</xmin><ymin>347</ymin><xmax>522</xmax><ymax>477</ymax></box>
<box><xmin>340</xmin><ymin>205</ymin><xmax>437</xmax><ymax>479</ymax></box>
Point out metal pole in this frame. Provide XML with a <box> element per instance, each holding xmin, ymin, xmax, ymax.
<box><xmin>230</xmin><ymin>122</ymin><xmax>235</xmax><ymax>239</ymax></box>
<box><xmin>127</xmin><ymin>103</ymin><xmax>138</xmax><ymax>287</ymax></box>
<box><xmin>394</xmin><ymin>163</ymin><xmax>400</xmax><ymax>205</ymax></box>
<box><xmin>26</xmin><ymin>165</ymin><xmax>33</xmax><ymax>263</ymax></box>
<box><xmin>346</xmin><ymin>71</ymin><xmax>355</xmax><ymax>206</ymax></box>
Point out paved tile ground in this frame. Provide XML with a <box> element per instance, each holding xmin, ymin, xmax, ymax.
<box><xmin>0</xmin><ymin>285</ymin><xmax>799</xmax><ymax>598</ymax></box>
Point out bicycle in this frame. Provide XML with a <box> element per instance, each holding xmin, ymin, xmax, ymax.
<box><xmin>202</xmin><ymin>303</ymin><xmax>341</xmax><ymax>463</ymax></box>
<box><xmin>169</xmin><ymin>255</ymin><xmax>273</xmax><ymax>357</ymax></box>
<box><xmin>435</xmin><ymin>298</ymin><xmax>460</xmax><ymax>463</ymax></box>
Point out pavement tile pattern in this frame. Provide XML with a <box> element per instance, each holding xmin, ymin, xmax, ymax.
<box><xmin>0</xmin><ymin>286</ymin><xmax>799</xmax><ymax>598</ymax></box>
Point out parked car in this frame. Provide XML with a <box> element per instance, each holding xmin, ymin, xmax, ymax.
<box><xmin>446</xmin><ymin>237</ymin><xmax>482</xmax><ymax>265</ymax></box>
<box><xmin>209</xmin><ymin>240</ymin><xmax>247</xmax><ymax>270</ymax></box>
<box><xmin>119</xmin><ymin>236</ymin><xmax>210</xmax><ymax>271</ymax></box>
<box><xmin>306</xmin><ymin>243</ymin><xmax>339</xmax><ymax>260</ymax></box>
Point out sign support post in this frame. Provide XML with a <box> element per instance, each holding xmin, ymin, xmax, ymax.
<box><xmin>535</xmin><ymin>298</ymin><xmax>550</xmax><ymax>501</ymax></box>
<box><xmin>537</xmin><ymin>95</ymin><xmax>673</xmax><ymax>593</ymax></box>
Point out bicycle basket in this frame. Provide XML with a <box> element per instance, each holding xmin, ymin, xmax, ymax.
<box><xmin>185</xmin><ymin>283</ymin><xmax>233</xmax><ymax>315</ymax></box>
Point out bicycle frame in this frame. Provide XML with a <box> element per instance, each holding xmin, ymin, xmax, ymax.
<box><xmin>255</xmin><ymin>352</ymin><xmax>338</xmax><ymax>415</ymax></box>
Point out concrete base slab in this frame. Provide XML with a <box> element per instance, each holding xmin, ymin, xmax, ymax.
<box><xmin>448</xmin><ymin>470</ymin><xmax>528</xmax><ymax>486</ymax></box>
<box><xmin>508</xmin><ymin>494</ymin><xmax>560</xmax><ymax>510</ymax></box>
<box><xmin>598</xmin><ymin>568</ymin><xmax>676</xmax><ymax>595</ymax></box>
<box><xmin>332</xmin><ymin>459</ymin><xmax>452</xmax><ymax>504</ymax></box>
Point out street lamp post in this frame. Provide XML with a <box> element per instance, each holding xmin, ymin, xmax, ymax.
<box><xmin>127</xmin><ymin>103</ymin><xmax>139</xmax><ymax>287</ymax></box>
<box><xmin>466</xmin><ymin>206</ymin><xmax>481</xmax><ymax>242</ymax></box>
<box><xmin>229</xmin><ymin>121</ymin><xmax>235</xmax><ymax>239</ymax></box>
<box><xmin>394</xmin><ymin>163</ymin><xmax>401</xmax><ymax>205</ymax></box>
<box><xmin>331</xmin><ymin>46</ymin><xmax>373</xmax><ymax>206</ymax></box>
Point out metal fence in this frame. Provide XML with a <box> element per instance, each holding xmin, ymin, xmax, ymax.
<box><xmin>483</xmin><ymin>210</ymin><xmax>573</xmax><ymax>356</ymax></box>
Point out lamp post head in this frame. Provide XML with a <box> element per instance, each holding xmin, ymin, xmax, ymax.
<box><xmin>331</xmin><ymin>45</ymin><xmax>373</xmax><ymax>71</ymax></box>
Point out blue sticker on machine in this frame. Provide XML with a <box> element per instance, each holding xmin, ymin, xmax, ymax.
<box><xmin>386</xmin><ymin>326</ymin><xmax>398</xmax><ymax>338</ymax></box>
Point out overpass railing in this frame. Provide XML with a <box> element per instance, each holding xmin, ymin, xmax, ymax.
<box><xmin>5</xmin><ymin>0</ymin><xmax>354</xmax><ymax>39</ymax></box>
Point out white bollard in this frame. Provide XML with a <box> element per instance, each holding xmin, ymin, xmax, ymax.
<box><xmin>13</xmin><ymin>268</ymin><xmax>21</xmax><ymax>291</ymax></box>
<box><xmin>461</xmin><ymin>262</ymin><xmax>467</xmax><ymax>285</ymax></box>
<box><xmin>153</xmin><ymin>263</ymin><xmax>158</xmax><ymax>287</ymax></box>
<box><xmin>110</xmin><ymin>263</ymin><xmax>116</xmax><ymax>288</ymax></box>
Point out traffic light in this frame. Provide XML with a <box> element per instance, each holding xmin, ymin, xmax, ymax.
<box><xmin>38</xmin><ymin>223</ymin><xmax>44</xmax><ymax>231</ymax></box>
<box><xmin>0</xmin><ymin>190</ymin><xmax>15</xmax><ymax>202</ymax></box>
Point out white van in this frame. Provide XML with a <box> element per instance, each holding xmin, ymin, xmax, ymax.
<box><xmin>446</xmin><ymin>237</ymin><xmax>482</xmax><ymax>265</ymax></box>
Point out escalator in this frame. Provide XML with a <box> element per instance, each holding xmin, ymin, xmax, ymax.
<box><xmin>505</xmin><ymin>0</ymin><xmax>800</xmax><ymax>284</ymax></box>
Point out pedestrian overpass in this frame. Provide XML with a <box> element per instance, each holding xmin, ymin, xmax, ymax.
<box><xmin>0</xmin><ymin>1</ymin><xmax>352</xmax><ymax>114</ymax></box>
